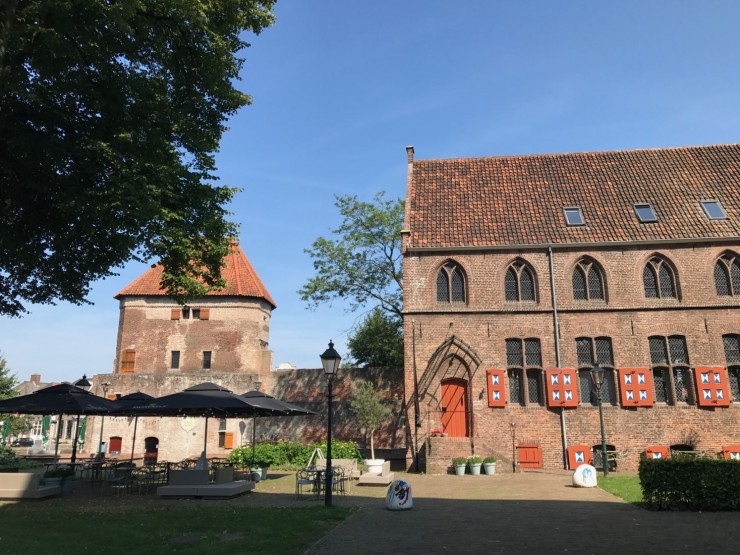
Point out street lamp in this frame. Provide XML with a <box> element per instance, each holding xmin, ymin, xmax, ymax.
<box><xmin>98</xmin><ymin>381</ymin><xmax>111</xmax><ymax>455</ymax></box>
<box><xmin>70</xmin><ymin>375</ymin><xmax>92</xmax><ymax>463</ymax></box>
<box><xmin>510</xmin><ymin>422</ymin><xmax>517</xmax><ymax>473</ymax></box>
<box><xmin>590</xmin><ymin>365</ymin><xmax>609</xmax><ymax>477</ymax></box>
<box><xmin>320</xmin><ymin>340</ymin><xmax>341</xmax><ymax>508</ymax></box>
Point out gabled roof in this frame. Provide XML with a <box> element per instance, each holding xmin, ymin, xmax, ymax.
<box><xmin>404</xmin><ymin>144</ymin><xmax>740</xmax><ymax>249</ymax></box>
<box><xmin>115</xmin><ymin>244</ymin><xmax>276</xmax><ymax>308</ymax></box>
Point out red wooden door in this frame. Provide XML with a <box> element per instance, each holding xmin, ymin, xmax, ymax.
<box><xmin>441</xmin><ymin>379</ymin><xmax>468</xmax><ymax>437</ymax></box>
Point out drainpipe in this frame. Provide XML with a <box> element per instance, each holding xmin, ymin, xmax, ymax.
<box><xmin>548</xmin><ymin>246</ymin><xmax>568</xmax><ymax>469</ymax></box>
<box><xmin>411</xmin><ymin>320</ymin><xmax>422</xmax><ymax>472</ymax></box>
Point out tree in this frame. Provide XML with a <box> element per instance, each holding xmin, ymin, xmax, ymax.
<box><xmin>347</xmin><ymin>308</ymin><xmax>403</xmax><ymax>367</ymax></box>
<box><xmin>299</xmin><ymin>192</ymin><xmax>404</xmax><ymax>319</ymax></box>
<box><xmin>349</xmin><ymin>381</ymin><xmax>392</xmax><ymax>461</ymax></box>
<box><xmin>0</xmin><ymin>0</ymin><xmax>276</xmax><ymax>316</ymax></box>
<box><xmin>0</xmin><ymin>353</ymin><xmax>27</xmax><ymax>443</ymax></box>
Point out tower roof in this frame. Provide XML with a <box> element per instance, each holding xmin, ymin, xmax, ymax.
<box><xmin>115</xmin><ymin>244</ymin><xmax>276</xmax><ymax>308</ymax></box>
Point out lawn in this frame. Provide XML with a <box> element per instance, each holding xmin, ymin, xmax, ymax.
<box><xmin>598</xmin><ymin>474</ymin><xmax>645</xmax><ymax>506</ymax></box>
<box><xmin>0</xmin><ymin>503</ymin><xmax>353</xmax><ymax>555</ymax></box>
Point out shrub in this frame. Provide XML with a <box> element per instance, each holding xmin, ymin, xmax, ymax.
<box><xmin>43</xmin><ymin>466</ymin><xmax>75</xmax><ymax>479</ymax></box>
<box><xmin>483</xmin><ymin>456</ymin><xmax>497</xmax><ymax>464</ymax></box>
<box><xmin>227</xmin><ymin>440</ymin><xmax>362</xmax><ymax>469</ymax></box>
<box><xmin>452</xmin><ymin>457</ymin><xmax>467</xmax><ymax>466</ymax></box>
<box><xmin>0</xmin><ymin>444</ymin><xmax>20</xmax><ymax>468</ymax></box>
<box><xmin>639</xmin><ymin>457</ymin><xmax>740</xmax><ymax>511</ymax></box>
<box><xmin>468</xmin><ymin>455</ymin><xmax>483</xmax><ymax>464</ymax></box>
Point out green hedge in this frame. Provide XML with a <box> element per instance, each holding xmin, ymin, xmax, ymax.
<box><xmin>639</xmin><ymin>457</ymin><xmax>740</xmax><ymax>511</ymax></box>
<box><xmin>227</xmin><ymin>440</ymin><xmax>362</xmax><ymax>469</ymax></box>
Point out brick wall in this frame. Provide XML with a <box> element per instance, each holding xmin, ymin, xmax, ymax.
<box><xmin>404</xmin><ymin>243</ymin><xmax>740</xmax><ymax>473</ymax></box>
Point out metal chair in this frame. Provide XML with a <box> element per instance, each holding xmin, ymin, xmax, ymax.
<box><xmin>295</xmin><ymin>469</ymin><xmax>316</xmax><ymax>499</ymax></box>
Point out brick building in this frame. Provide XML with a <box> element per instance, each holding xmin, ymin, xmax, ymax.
<box><xmin>401</xmin><ymin>144</ymin><xmax>740</xmax><ymax>473</ymax></box>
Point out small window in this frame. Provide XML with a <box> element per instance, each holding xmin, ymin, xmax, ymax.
<box><xmin>182</xmin><ymin>308</ymin><xmax>191</xmax><ymax>319</ymax></box>
<box><xmin>192</xmin><ymin>309</ymin><xmax>201</xmax><ymax>319</ymax></box>
<box><xmin>634</xmin><ymin>204</ymin><xmax>657</xmax><ymax>223</ymax></box>
<box><xmin>203</xmin><ymin>351</ymin><xmax>212</xmax><ymax>370</ymax></box>
<box><xmin>563</xmin><ymin>207</ymin><xmax>585</xmax><ymax>226</ymax></box>
<box><xmin>701</xmin><ymin>200</ymin><xmax>727</xmax><ymax>220</ymax></box>
<box><xmin>171</xmin><ymin>351</ymin><xmax>180</xmax><ymax>369</ymax></box>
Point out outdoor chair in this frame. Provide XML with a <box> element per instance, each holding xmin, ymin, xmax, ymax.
<box><xmin>295</xmin><ymin>469</ymin><xmax>316</xmax><ymax>499</ymax></box>
<box><xmin>331</xmin><ymin>467</ymin><xmax>346</xmax><ymax>496</ymax></box>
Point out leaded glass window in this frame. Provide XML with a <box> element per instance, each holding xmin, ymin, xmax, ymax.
<box><xmin>649</xmin><ymin>335</ymin><xmax>693</xmax><ymax>405</ymax></box>
<box><xmin>505</xmin><ymin>260</ymin><xmax>537</xmax><ymax>302</ymax></box>
<box><xmin>715</xmin><ymin>253</ymin><xmax>740</xmax><ymax>297</ymax></box>
<box><xmin>508</xmin><ymin>369</ymin><xmax>523</xmax><ymax>405</ymax></box>
<box><xmin>573</xmin><ymin>258</ymin><xmax>605</xmax><ymax>301</ymax></box>
<box><xmin>653</xmin><ymin>367</ymin><xmax>669</xmax><ymax>403</ymax></box>
<box><xmin>527</xmin><ymin>369</ymin><xmax>543</xmax><ymax>405</ymax></box>
<box><xmin>437</xmin><ymin>262</ymin><xmax>466</xmax><ymax>304</ymax></box>
<box><xmin>728</xmin><ymin>367</ymin><xmax>740</xmax><ymax>403</ymax></box>
<box><xmin>724</xmin><ymin>334</ymin><xmax>740</xmax><ymax>363</ymax></box>
<box><xmin>506</xmin><ymin>338</ymin><xmax>543</xmax><ymax>406</ymax></box>
<box><xmin>644</xmin><ymin>257</ymin><xmax>677</xmax><ymax>299</ymax></box>
<box><xmin>576</xmin><ymin>337</ymin><xmax>616</xmax><ymax>405</ymax></box>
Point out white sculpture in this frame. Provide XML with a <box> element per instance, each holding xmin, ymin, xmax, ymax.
<box><xmin>572</xmin><ymin>464</ymin><xmax>598</xmax><ymax>487</ymax></box>
<box><xmin>386</xmin><ymin>479</ymin><xmax>413</xmax><ymax>510</ymax></box>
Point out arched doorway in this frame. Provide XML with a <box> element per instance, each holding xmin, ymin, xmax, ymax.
<box><xmin>441</xmin><ymin>378</ymin><xmax>468</xmax><ymax>437</ymax></box>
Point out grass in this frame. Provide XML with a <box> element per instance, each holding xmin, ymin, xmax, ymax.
<box><xmin>0</xmin><ymin>503</ymin><xmax>353</xmax><ymax>555</ymax></box>
<box><xmin>598</xmin><ymin>474</ymin><xmax>645</xmax><ymax>506</ymax></box>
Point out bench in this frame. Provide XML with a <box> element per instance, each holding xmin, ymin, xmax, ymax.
<box><xmin>156</xmin><ymin>468</ymin><xmax>254</xmax><ymax>499</ymax></box>
<box><xmin>0</xmin><ymin>472</ymin><xmax>61</xmax><ymax>500</ymax></box>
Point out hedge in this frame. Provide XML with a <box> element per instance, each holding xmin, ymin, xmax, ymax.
<box><xmin>639</xmin><ymin>456</ymin><xmax>740</xmax><ymax>511</ymax></box>
<box><xmin>227</xmin><ymin>440</ymin><xmax>362</xmax><ymax>469</ymax></box>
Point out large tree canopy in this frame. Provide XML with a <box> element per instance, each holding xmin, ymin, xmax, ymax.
<box><xmin>347</xmin><ymin>307</ymin><xmax>403</xmax><ymax>368</ymax></box>
<box><xmin>0</xmin><ymin>0</ymin><xmax>276</xmax><ymax>316</ymax></box>
<box><xmin>299</xmin><ymin>192</ymin><xmax>404</xmax><ymax>320</ymax></box>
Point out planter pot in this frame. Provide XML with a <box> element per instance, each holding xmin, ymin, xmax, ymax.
<box><xmin>250</xmin><ymin>468</ymin><xmax>262</xmax><ymax>482</ymax></box>
<box><xmin>483</xmin><ymin>462</ymin><xmax>497</xmax><ymax>475</ymax></box>
<box><xmin>469</xmin><ymin>463</ymin><xmax>482</xmax><ymax>476</ymax></box>
<box><xmin>454</xmin><ymin>464</ymin><xmax>466</xmax><ymax>476</ymax></box>
<box><xmin>364</xmin><ymin>459</ymin><xmax>384</xmax><ymax>475</ymax></box>
<box><xmin>260</xmin><ymin>467</ymin><xmax>269</xmax><ymax>480</ymax></box>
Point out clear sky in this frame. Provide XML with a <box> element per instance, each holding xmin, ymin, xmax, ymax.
<box><xmin>3</xmin><ymin>0</ymin><xmax>740</xmax><ymax>384</ymax></box>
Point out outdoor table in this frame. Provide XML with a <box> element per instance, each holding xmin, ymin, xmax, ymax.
<box><xmin>305</xmin><ymin>468</ymin><xmax>325</xmax><ymax>497</ymax></box>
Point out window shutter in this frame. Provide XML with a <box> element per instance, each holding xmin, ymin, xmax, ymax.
<box><xmin>546</xmin><ymin>368</ymin><xmax>579</xmax><ymax>408</ymax></box>
<box><xmin>199</xmin><ymin>308</ymin><xmax>210</xmax><ymax>320</ymax></box>
<box><xmin>120</xmin><ymin>350</ymin><xmax>136</xmax><ymax>373</ymax></box>
<box><xmin>486</xmin><ymin>369</ymin><xmax>506</xmax><ymax>407</ymax></box>
<box><xmin>618</xmin><ymin>368</ymin><xmax>654</xmax><ymax>407</ymax></box>
<box><xmin>722</xmin><ymin>445</ymin><xmax>740</xmax><ymax>460</ymax></box>
<box><xmin>170</xmin><ymin>309</ymin><xmax>181</xmax><ymax>320</ymax></box>
<box><xmin>567</xmin><ymin>444</ymin><xmax>591</xmax><ymax>469</ymax></box>
<box><xmin>694</xmin><ymin>366</ymin><xmax>731</xmax><ymax>407</ymax></box>
<box><xmin>644</xmin><ymin>445</ymin><xmax>670</xmax><ymax>459</ymax></box>
<box><xmin>224</xmin><ymin>432</ymin><xmax>234</xmax><ymax>449</ymax></box>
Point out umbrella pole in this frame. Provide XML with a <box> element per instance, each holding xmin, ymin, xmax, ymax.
<box><xmin>203</xmin><ymin>416</ymin><xmax>209</xmax><ymax>458</ymax></box>
<box><xmin>70</xmin><ymin>414</ymin><xmax>81</xmax><ymax>463</ymax></box>
<box><xmin>130</xmin><ymin>416</ymin><xmax>139</xmax><ymax>463</ymax></box>
<box><xmin>53</xmin><ymin>413</ymin><xmax>63</xmax><ymax>464</ymax></box>
<box><xmin>252</xmin><ymin>416</ymin><xmax>256</xmax><ymax>464</ymax></box>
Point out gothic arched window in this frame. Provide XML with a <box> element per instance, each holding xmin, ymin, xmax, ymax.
<box><xmin>505</xmin><ymin>260</ymin><xmax>536</xmax><ymax>302</ymax></box>
<box><xmin>643</xmin><ymin>256</ymin><xmax>677</xmax><ymax>299</ymax></box>
<box><xmin>572</xmin><ymin>258</ymin><xmax>605</xmax><ymax>300</ymax></box>
<box><xmin>437</xmin><ymin>262</ymin><xmax>466</xmax><ymax>303</ymax></box>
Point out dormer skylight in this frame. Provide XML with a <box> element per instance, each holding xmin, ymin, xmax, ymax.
<box><xmin>634</xmin><ymin>203</ymin><xmax>657</xmax><ymax>223</ymax></box>
<box><xmin>563</xmin><ymin>207</ymin><xmax>585</xmax><ymax>226</ymax></box>
<box><xmin>701</xmin><ymin>200</ymin><xmax>727</xmax><ymax>220</ymax></box>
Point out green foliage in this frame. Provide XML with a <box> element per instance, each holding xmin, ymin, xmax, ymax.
<box><xmin>299</xmin><ymin>192</ymin><xmax>404</xmax><ymax>319</ymax></box>
<box><xmin>483</xmin><ymin>456</ymin><xmax>496</xmax><ymax>464</ymax></box>
<box><xmin>43</xmin><ymin>466</ymin><xmax>76</xmax><ymax>478</ymax></box>
<box><xmin>228</xmin><ymin>440</ymin><xmax>362</xmax><ymax>468</ymax></box>
<box><xmin>349</xmin><ymin>381</ymin><xmax>392</xmax><ymax>460</ymax></box>
<box><xmin>639</xmin><ymin>457</ymin><xmax>740</xmax><ymax>511</ymax></box>
<box><xmin>0</xmin><ymin>353</ymin><xmax>16</xmax><ymax>399</ymax></box>
<box><xmin>452</xmin><ymin>457</ymin><xmax>468</xmax><ymax>466</ymax></box>
<box><xmin>0</xmin><ymin>353</ymin><xmax>28</xmax><ymax>442</ymax></box>
<box><xmin>0</xmin><ymin>443</ymin><xmax>20</xmax><ymax>467</ymax></box>
<box><xmin>598</xmin><ymin>475</ymin><xmax>644</xmax><ymax>506</ymax></box>
<box><xmin>468</xmin><ymin>456</ymin><xmax>482</xmax><ymax>464</ymax></box>
<box><xmin>347</xmin><ymin>308</ymin><xmax>403</xmax><ymax>367</ymax></box>
<box><xmin>0</xmin><ymin>0</ymin><xmax>276</xmax><ymax>315</ymax></box>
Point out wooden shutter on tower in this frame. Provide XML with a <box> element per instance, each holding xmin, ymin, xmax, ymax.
<box><xmin>694</xmin><ymin>366</ymin><xmax>731</xmax><ymax>407</ymax></box>
<box><xmin>546</xmin><ymin>368</ymin><xmax>579</xmax><ymax>408</ymax></box>
<box><xmin>120</xmin><ymin>350</ymin><xmax>136</xmax><ymax>373</ymax></box>
<box><xmin>199</xmin><ymin>308</ymin><xmax>210</xmax><ymax>320</ymax></box>
<box><xmin>618</xmin><ymin>368</ymin><xmax>654</xmax><ymax>407</ymax></box>
<box><xmin>486</xmin><ymin>369</ymin><xmax>506</xmax><ymax>407</ymax></box>
<box><xmin>170</xmin><ymin>309</ymin><xmax>181</xmax><ymax>320</ymax></box>
<box><xmin>224</xmin><ymin>432</ymin><xmax>234</xmax><ymax>449</ymax></box>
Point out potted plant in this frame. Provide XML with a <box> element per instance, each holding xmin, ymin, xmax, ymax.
<box><xmin>350</xmin><ymin>381</ymin><xmax>392</xmax><ymax>475</ymax></box>
<box><xmin>452</xmin><ymin>457</ymin><xmax>467</xmax><ymax>475</ymax></box>
<box><xmin>468</xmin><ymin>455</ymin><xmax>483</xmax><ymax>475</ymax></box>
<box><xmin>0</xmin><ymin>444</ymin><xmax>20</xmax><ymax>472</ymax></box>
<box><xmin>483</xmin><ymin>456</ymin><xmax>497</xmax><ymax>475</ymax></box>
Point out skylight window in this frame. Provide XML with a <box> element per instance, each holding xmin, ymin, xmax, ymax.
<box><xmin>564</xmin><ymin>207</ymin><xmax>585</xmax><ymax>226</ymax></box>
<box><xmin>634</xmin><ymin>204</ymin><xmax>657</xmax><ymax>223</ymax></box>
<box><xmin>701</xmin><ymin>200</ymin><xmax>727</xmax><ymax>220</ymax></box>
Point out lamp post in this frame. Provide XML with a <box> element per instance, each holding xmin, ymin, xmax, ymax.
<box><xmin>590</xmin><ymin>365</ymin><xmax>609</xmax><ymax>477</ymax></box>
<box><xmin>98</xmin><ymin>381</ymin><xmax>111</xmax><ymax>455</ymax></box>
<box><xmin>71</xmin><ymin>374</ymin><xmax>92</xmax><ymax>463</ymax></box>
<box><xmin>320</xmin><ymin>340</ymin><xmax>341</xmax><ymax>508</ymax></box>
<box><xmin>510</xmin><ymin>421</ymin><xmax>517</xmax><ymax>473</ymax></box>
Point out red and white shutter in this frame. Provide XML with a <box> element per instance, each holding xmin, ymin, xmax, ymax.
<box><xmin>618</xmin><ymin>368</ymin><xmax>654</xmax><ymax>407</ymax></box>
<box><xmin>486</xmin><ymin>369</ymin><xmax>506</xmax><ymax>407</ymax></box>
<box><xmin>546</xmin><ymin>368</ymin><xmax>579</xmax><ymax>408</ymax></box>
<box><xmin>694</xmin><ymin>366</ymin><xmax>731</xmax><ymax>407</ymax></box>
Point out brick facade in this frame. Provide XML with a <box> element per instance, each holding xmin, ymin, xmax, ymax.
<box><xmin>402</xmin><ymin>145</ymin><xmax>740</xmax><ymax>474</ymax></box>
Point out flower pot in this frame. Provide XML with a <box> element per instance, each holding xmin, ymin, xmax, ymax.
<box><xmin>469</xmin><ymin>462</ymin><xmax>482</xmax><ymax>476</ymax></box>
<box><xmin>364</xmin><ymin>459</ymin><xmax>384</xmax><ymax>475</ymax></box>
<box><xmin>260</xmin><ymin>466</ymin><xmax>269</xmax><ymax>480</ymax></box>
<box><xmin>454</xmin><ymin>463</ymin><xmax>466</xmax><ymax>476</ymax></box>
<box><xmin>483</xmin><ymin>462</ymin><xmax>497</xmax><ymax>475</ymax></box>
<box><xmin>250</xmin><ymin>468</ymin><xmax>262</xmax><ymax>482</ymax></box>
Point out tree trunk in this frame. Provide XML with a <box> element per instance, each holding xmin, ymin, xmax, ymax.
<box><xmin>369</xmin><ymin>428</ymin><xmax>375</xmax><ymax>460</ymax></box>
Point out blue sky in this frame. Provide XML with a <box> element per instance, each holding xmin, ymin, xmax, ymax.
<box><xmin>3</xmin><ymin>1</ymin><xmax>740</xmax><ymax>384</ymax></box>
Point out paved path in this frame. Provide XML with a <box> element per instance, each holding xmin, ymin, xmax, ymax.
<box><xmin>300</xmin><ymin>471</ymin><xmax>739</xmax><ymax>555</ymax></box>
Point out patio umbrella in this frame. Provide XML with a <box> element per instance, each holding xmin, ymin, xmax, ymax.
<box><xmin>239</xmin><ymin>390</ymin><xmax>317</xmax><ymax>464</ymax></box>
<box><xmin>113</xmin><ymin>383</ymin><xmax>275</xmax><ymax>458</ymax></box>
<box><xmin>113</xmin><ymin>392</ymin><xmax>155</xmax><ymax>462</ymax></box>
<box><xmin>0</xmin><ymin>383</ymin><xmax>118</xmax><ymax>462</ymax></box>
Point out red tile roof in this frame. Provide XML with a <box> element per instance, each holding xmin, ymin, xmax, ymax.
<box><xmin>115</xmin><ymin>244</ymin><xmax>276</xmax><ymax>307</ymax></box>
<box><xmin>405</xmin><ymin>144</ymin><xmax>740</xmax><ymax>249</ymax></box>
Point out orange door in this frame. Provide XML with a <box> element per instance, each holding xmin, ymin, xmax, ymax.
<box><xmin>441</xmin><ymin>379</ymin><xmax>468</xmax><ymax>437</ymax></box>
